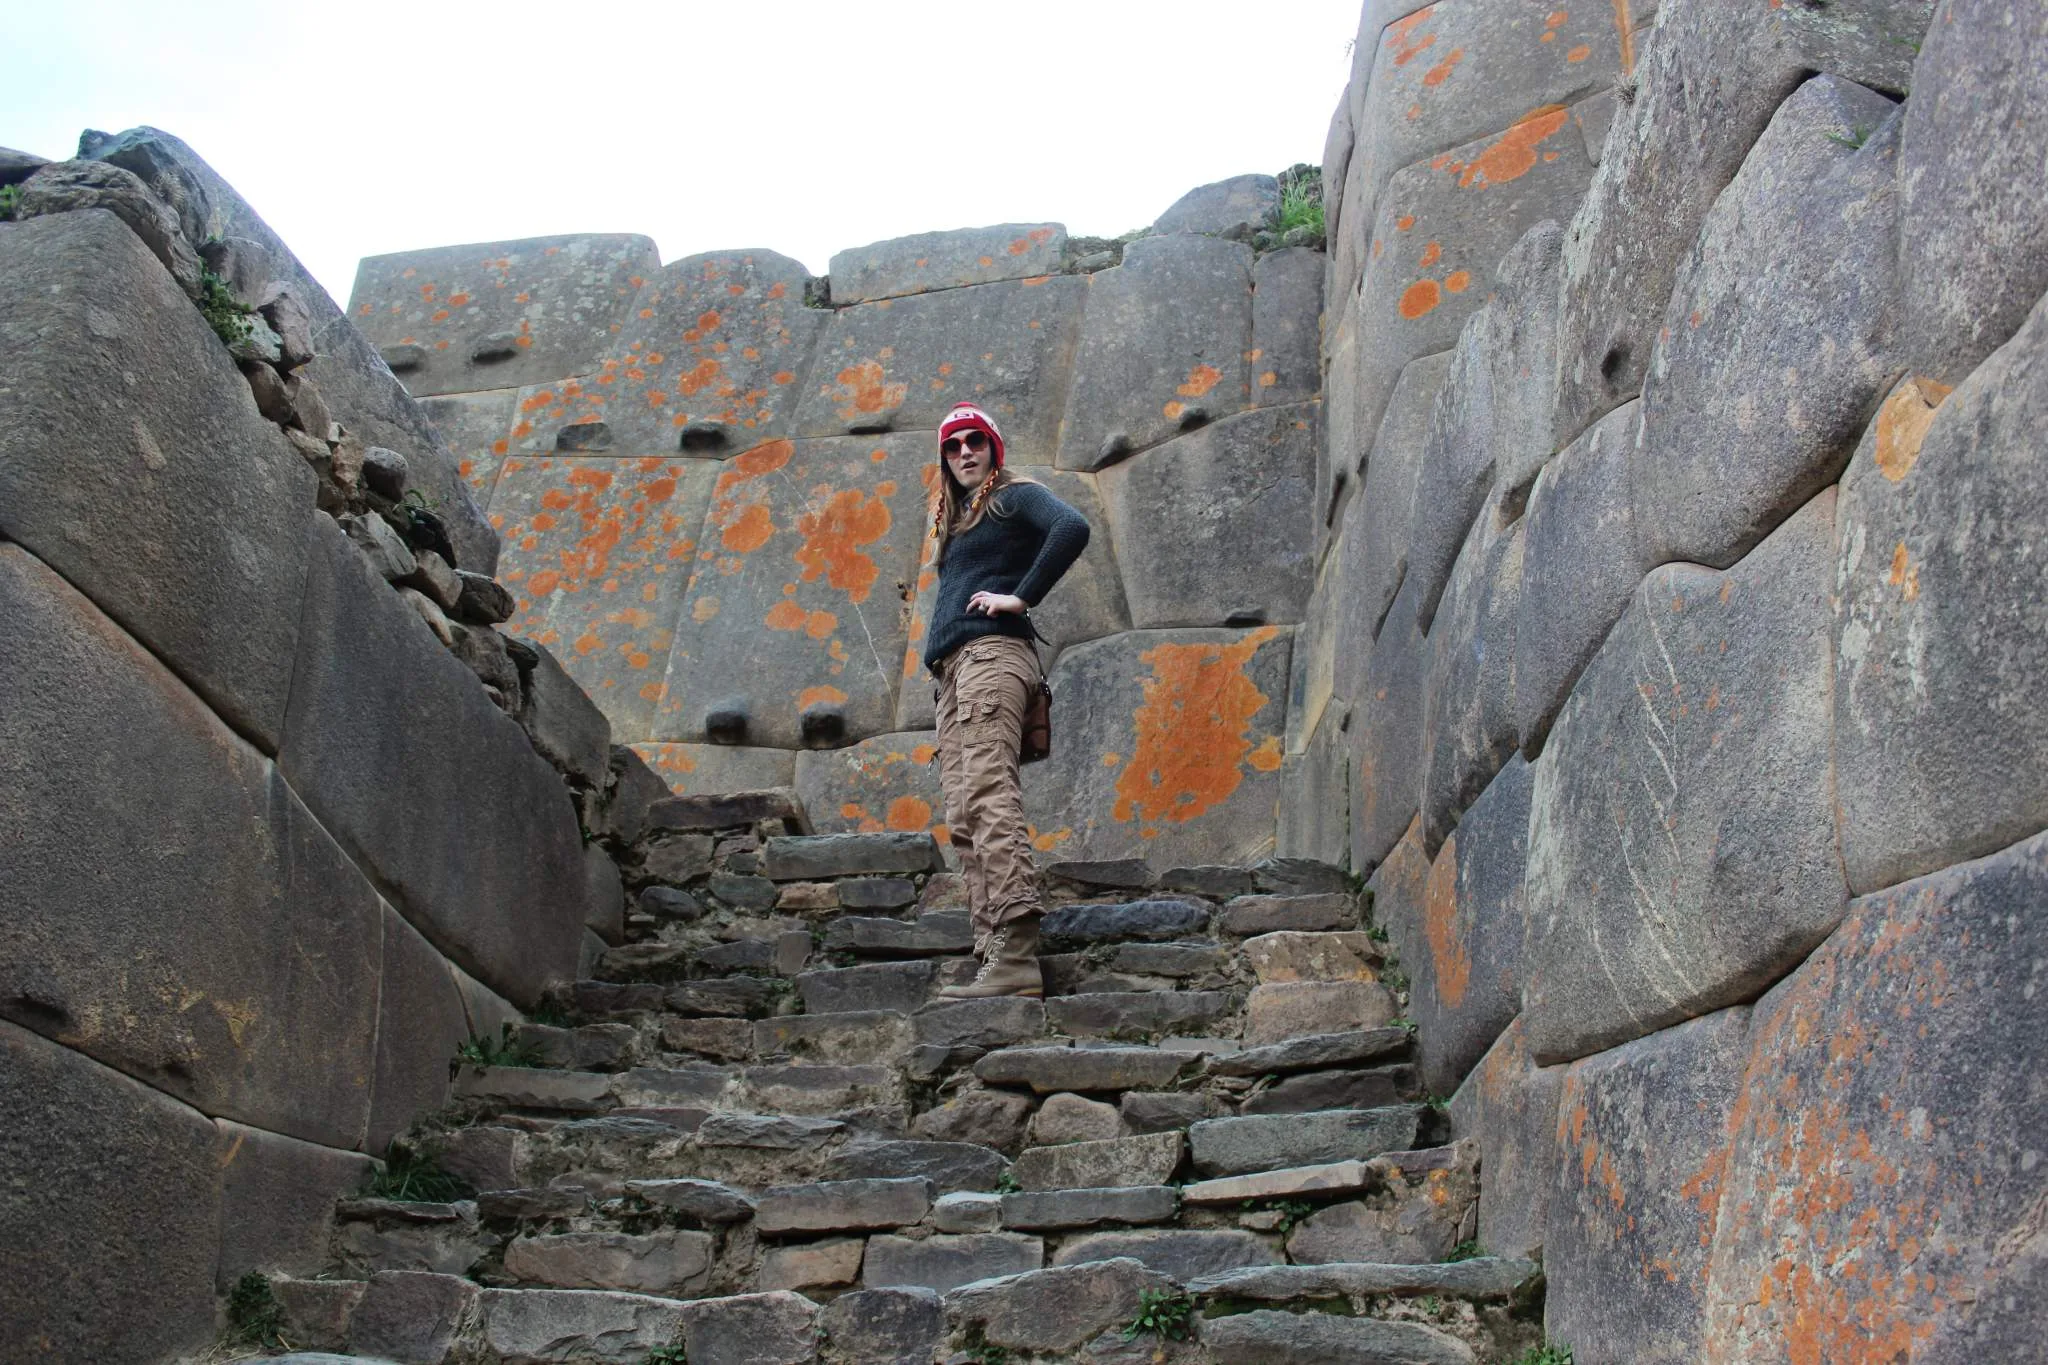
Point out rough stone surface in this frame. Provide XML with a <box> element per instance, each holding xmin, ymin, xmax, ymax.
<box><xmin>1041</xmin><ymin>898</ymin><xmax>1210</xmax><ymax>948</ymax></box>
<box><xmin>674</xmin><ymin>1290</ymin><xmax>819</xmax><ymax>1365</ymax></box>
<box><xmin>217</xmin><ymin>1122</ymin><xmax>375</xmax><ymax>1284</ymax></box>
<box><xmin>1219</xmin><ymin>893</ymin><xmax>1353</xmax><ymax>936</ymax></box>
<box><xmin>825</xmin><ymin>1140</ymin><xmax>1009</xmax><ymax>1195</ymax></box>
<box><xmin>1409</xmin><ymin>758</ymin><xmax>1530</xmax><ymax>1096</ymax></box>
<box><xmin>1240</xmin><ymin>1065</ymin><xmax>1420</xmax><ymax>1116</ymax></box>
<box><xmin>633</xmin><ymin>744</ymin><xmax>797</xmax><ymax>797</ymax></box>
<box><xmin>1119</xmin><ymin>1090</ymin><xmax>1225</xmax><ymax>1134</ymax></box>
<box><xmin>1286</xmin><ymin>1142</ymin><xmax>1478</xmax><ymax>1266</ymax></box>
<box><xmin>1187</xmin><ymin>1107</ymin><xmax>1420</xmax><ymax>1177</ymax></box>
<box><xmin>753</xmin><ymin>1012</ymin><xmax>913</xmax><ymax>1066</ymax></box>
<box><xmin>503</xmin><ymin>1228</ymin><xmax>714</xmax><ymax>1295</ymax></box>
<box><xmin>829</xmin><ymin>223</ymin><xmax>1065</xmax><ymax>304</ymax></box>
<box><xmin>626</xmin><ymin>1178</ymin><xmax>756</xmax><ymax>1224</ymax></box>
<box><xmin>0</xmin><ymin>1020</ymin><xmax>221</xmax><ymax>1363</ymax></box>
<box><xmin>1547</xmin><ymin>1008</ymin><xmax>1751</xmax><ymax>1365</ymax></box>
<box><xmin>1242</xmin><ymin>931</ymin><xmax>1381</xmax><ymax>984</ymax></box>
<box><xmin>1834</xmin><ymin>303</ymin><xmax>2048</xmax><ymax>893</ymax></box>
<box><xmin>911</xmin><ymin>1088</ymin><xmax>1033</xmax><ymax>1156</ymax></box>
<box><xmin>1198</xmin><ymin>1310</ymin><xmax>1476</xmax><ymax>1365</ymax></box>
<box><xmin>1635</xmin><ymin>75</ymin><xmax>1903</xmax><ymax>571</ymax></box>
<box><xmin>1524</xmin><ymin>494</ymin><xmax>1845</xmax><ymax>1063</ymax></box>
<box><xmin>758</xmin><ymin>1237</ymin><xmax>863</xmax><ymax>1292</ymax></box>
<box><xmin>16</xmin><ymin>159</ymin><xmax>205</xmax><ymax>298</ymax></box>
<box><xmin>1418</xmin><ymin>489</ymin><xmax>1522</xmax><ymax>850</ymax></box>
<box><xmin>825</xmin><ymin>912</ymin><xmax>972</xmax><ymax>957</ymax></box>
<box><xmin>946</xmin><ymin>1258</ymin><xmax>1176</xmax><ymax>1355</ymax></box>
<box><xmin>1898</xmin><ymin>0</ymin><xmax>2048</xmax><ymax>385</ymax></box>
<box><xmin>1211</xmin><ymin>1027</ymin><xmax>1411</xmax><ymax>1078</ymax></box>
<box><xmin>370</xmin><ymin>909</ymin><xmax>471</xmax><ymax>1149</ymax></box>
<box><xmin>818</xmin><ymin>1285</ymin><xmax>946</xmax><ymax>1365</ymax></box>
<box><xmin>1349</xmin><ymin>351</ymin><xmax>1455</xmax><ymax>641</ymax></box>
<box><xmin>754</xmin><ymin>1177</ymin><xmax>931</xmax><ymax>1234</ymax></box>
<box><xmin>797</xmin><ymin>961</ymin><xmax>932</xmax><ymax>1015</ymax></box>
<box><xmin>282</xmin><ymin>517</ymin><xmax>587</xmax><ymax>1008</ymax></box>
<box><xmin>1024</xmin><ymin>1092</ymin><xmax>1125</xmax><ymax>1147</ymax></box>
<box><xmin>1046</xmin><ymin>991</ymin><xmax>1231</xmax><ymax>1039</ymax></box>
<box><xmin>1350</xmin><ymin>573</ymin><xmax>1428</xmax><ymax>870</ymax></box>
<box><xmin>516</xmin><ymin>638</ymin><xmax>613</xmax><ymax>788</ymax></box>
<box><xmin>1252</xmin><ymin>248</ymin><xmax>1325</xmax><ymax>407</ymax></box>
<box><xmin>1155</xmin><ymin>173</ymin><xmax>1279</xmax><ymax>238</ymax></box>
<box><xmin>1099</xmin><ymin>403</ymin><xmax>1317</xmax><ymax>629</ymax></box>
<box><xmin>1001</xmin><ymin>1185</ymin><xmax>1176</xmax><ymax>1230</ymax></box>
<box><xmin>1056</xmin><ymin>235</ymin><xmax>1253</xmax><ymax>469</ymax></box>
<box><xmin>479</xmin><ymin>1286</ymin><xmax>688</xmax><ymax>1363</ymax></box>
<box><xmin>1513</xmin><ymin>401</ymin><xmax>1648</xmax><ymax>754</ymax></box>
<box><xmin>863</xmin><ymin>1232</ymin><xmax>1043</xmax><ymax>1294</ymax></box>
<box><xmin>794</xmin><ymin>730</ymin><xmax>947</xmax><ymax>844</ymax></box>
<box><xmin>933</xmin><ymin>1191</ymin><xmax>1002</xmax><ymax>1234</ymax></box>
<box><xmin>766</xmin><ymin>832</ymin><xmax>941</xmax><ymax>881</ymax></box>
<box><xmin>1054</xmin><ymin>1228</ymin><xmax>1278</xmax><ymax>1280</ymax></box>
<box><xmin>656</xmin><ymin>434</ymin><xmax>930</xmax><ymax>749</ymax></box>
<box><xmin>1012</xmin><ymin>1131</ymin><xmax>1184</xmax><ymax>1192</ymax></box>
<box><xmin>1701</xmin><ymin>830</ymin><xmax>2048</xmax><ymax>1361</ymax></box>
<box><xmin>1445</xmin><ymin>1018</ymin><xmax>1560</xmax><ymax>1262</ymax></box>
<box><xmin>1021</xmin><ymin>626</ymin><xmax>1292</xmax><ymax>866</ymax></box>
<box><xmin>1244</xmin><ymin>981</ymin><xmax>1397</xmax><ymax>1048</ymax></box>
<box><xmin>0</xmin><ymin>546</ymin><xmax>381</xmax><ymax>1146</ymax></box>
<box><xmin>0</xmin><ymin>209</ymin><xmax>314</xmax><ymax>748</ymax></box>
<box><xmin>974</xmin><ymin>1046</ymin><xmax>1187</xmax><ymax>1095</ymax></box>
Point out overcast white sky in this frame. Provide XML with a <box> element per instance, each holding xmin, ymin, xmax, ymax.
<box><xmin>6</xmin><ymin>1</ymin><xmax>1364</xmax><ymax>304</ymax></box>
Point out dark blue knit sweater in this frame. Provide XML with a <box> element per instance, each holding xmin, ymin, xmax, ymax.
<box><xmin>922</xmin><ymin>480</ymin><xmax>1090</xmax><ymax>675</ymax></box>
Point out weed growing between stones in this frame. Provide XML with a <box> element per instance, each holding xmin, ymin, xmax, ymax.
<box><xmin>225</xmin><ymin>1271</ymin><xmax>286</xmax><ymax>1349</ymax></box>
<box><xmin>1512</xmin><ymin>1345</ymin><xmax>1573</xmax><ymax>1365</ymax></box>
<box><xmin>362</xmin><ymin>1143</ymin><xmax>469</xmax><ymax>1202</ymax></box>
<box><xmin>961</xmin><ymin>1324</ymin><xmax>1011</xmax><ymax>1363</ymax></box>
<box><xmin>0</xmin><ymin>184</ymin><xmax>20</xmax><ymax>220</ymax></box>
<box><xmin>642</xmin><ymin>1344</ymin><xmax>688</xmax><ymax>1364</ymax></box>
<box><xmin>1276</xmin><ymin>172</ymin><xmax>1325</xmax><ymax>238</ymax></box>
<box><xmin>993</xmin><ymin>1168</ymin><xmax>1021</xmax><ymax>1194</ymax></box>
<box><xmin>1241</xmin><ymin>1196</ymin><xmax>1316</xmax><ymax>1235</ymax></box>
<box><xmin>196</xmin><ymin>264</ymin><xmax>254</xmax><ymax>348</ymax></box>
<box><xmin>456</xmin><ymin>1021</ymin><xmax>543</xmax><ymax>1068</ymax></box>
<box><xmin>1443</xmin><ymin>1239</ymin><xmax>1485</xmax><ymax>1263</ymax></box>
<box><xmin>1122</xmin><ymin>1288</ymin><xmax>1197</xmax><ymax>1342</ymax></box>
<box><xmin>1826</xmin><ymin>123</ymin><xmax>1875</xmax><ymax>150</ymax></box>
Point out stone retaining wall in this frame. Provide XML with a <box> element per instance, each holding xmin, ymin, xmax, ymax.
<box><xmin>1301</xmin><ymin>1</ymin><xmax>2048</xmax><ymax>1358</ymax></box>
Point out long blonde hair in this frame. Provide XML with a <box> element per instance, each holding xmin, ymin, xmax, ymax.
<box><xmin>931</xmin><ymin>465</ymin><xmax>1039</xmax><ymax>566</ymax></box>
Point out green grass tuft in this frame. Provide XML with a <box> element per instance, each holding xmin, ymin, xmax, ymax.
<box><xmin>197</xmin><ymin>266</ymin><xmax>255</xmax><ymax>348</ymax></box>
<box><xmin>225</xmin><ymin>1271</ymin><xmax>286</xmax><ymax>1349</ymax></box>
<box><xmin>456</xmin><ymin>1022</ymin><xmax>543</xmax><ymax>1069</ymax></box>
<box><xmin>1122</xmin><ymin>1288</ymin><xmax>1197</xmax><ymax>1342</ymax></box>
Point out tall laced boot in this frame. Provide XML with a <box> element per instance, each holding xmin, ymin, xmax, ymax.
<box><xmin>938</xmin><ymin>915</ymin><xmax>1044</xmax><ymax>999</ymax></box>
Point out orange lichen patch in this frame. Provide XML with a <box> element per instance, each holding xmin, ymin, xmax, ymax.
<box><xmin>1259</xmin><ymin>371</ymin><xmax>1279</xmax><ymax>388</ymax></box>
<box><xmin>1031</xmin><ymin>826</ymin><xmax>1074</xmax><ymax>853</ymax></box>
<box><xmin>574</xmin><ymin>630</ymin><xmax>603</xmax><ymax>656</ymax></box>
<box><xmin>1397</xmin><ymin>214</ymin><xmax>1417</xmax><ymax>231</ymax></box>
<box><xmin>1419</xmin><ymin>241</ymin><xmax>1443</xmax><ymax>268</ymax></box>
<box><xmin>1445</xmin><ymin>270</ymin><xmax>1472</xmax><ymax>294</ymax></box>
<box><xmin>798</xmin><ymin>685</ymin><xmax>848</xmax><ymax>711</ymax></box>
<box><xmin>1112</xmin><ymin>627</ymin><xmax>1280</xmax><ymax>827</ymax></box>
<box><xmin>723</xmin><ymin>502</ymin><xmax>775</xmax><ymax>553</ymax></box>
<box><xmin>1177</xmin><ymin>364</ymin><xmax>1224</xmax><ymax>398</ymax></box>
<box><xmin>1247</xmin><ymin>736</ymin><xmax>1284</xmax><ymax>772</ymax></box>
<box><xmin>1547</xmin><ymin>9</ymin><xmax>1568</xmax><ymax>26</ymax></box>
<box><xmin>911</xmin><ymin>742</ymin><xmax>938</xmax><ymax>764</ymax></box>
<box><xmin>1567</xmin><ymin>43</ymin><xmax>1592</xmax><ymax>61</ymax></box>
<box><xmin>886</xmin><ymin>796</ymin><xmax>933</xmax><ymax>831</ymax></box>
<box><xmin>1612</xmin><ymin>0</ymin><xmax>1636</xmax><ymax>73</ymax></box>
<box><xmin>1422</xmin><ymin>837</ymin><xmax>1473</xmax><ymax>1009</ymax></box>
<box><xmin>1458</xmin><ymin>105</ymin><xmax>1572</xmax><ymax>188</ymax></box>
<box><xmin>805</xmin><ymin>609</ymin><xmax>838</xmax><ymax>639</ymax></box>
<box><xmin>1163</xmin><ymin>400</ymin><xmax>1187</xmax><ymax>422</ymax></box>
<box><xmin>1388</xmin><ymin>7</ymin><xmax>1438</xmax><ymax>66</ymax></box>
<box><xmin>765</xmin><ymin>599</ymin><xmax>808</xmax><ymax>631</ymax></box>
<box><xmin>831</xmin><ymin>358</ymin><xmax>909</xmax><ymax>420</ymax></box>
<box><xmin>1400</xmin><ymin>279</ymin><xmax>1444</xmax><ymax>319</ymax></box>
<box><xmin>794</xmin><ymin>488</ymin><xmax>891</xmax><ymax>603</ymax></box>
<box><xmin>1872</xmin><ymin>377</ymin><xmax>1954</xmax><ymax>482</ymax></box>
<box><xmin>1887</xmin><ymin>543</ymin><xmax>1920</xmax><ymax>601</ymax></box>
<box><xmin>1102</xmin><ymin>752</ymin><xmax>1122</xmax><ymax>768</ymax></box>
<box><xmin>841</xmin><ymin>802</ymin><xmax>867</xmax><ymax>820</ymax></box>
<box><xmin>1423</xmin><ymin>47</ymin><xmax>1465</xmax><ymax>86</ymax></box>
<box><xmin>692</xmin><ymin>595</ymin><xmax>721</xmax><ymax>623</ymax></box>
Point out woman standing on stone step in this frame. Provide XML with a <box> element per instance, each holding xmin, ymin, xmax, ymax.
<box><xmin>923</xmin><ymin>402</ymin><xmax>1089</xmax><ymax>1000</ymax></box>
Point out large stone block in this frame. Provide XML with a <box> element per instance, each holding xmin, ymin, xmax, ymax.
<box><xmin>1348</xmin><ymin>351</ymin><xmax>1454</xmax><ymax>645</ymax></box>
<box><xmin>1635</xmin><ymin>75</ymin><xmax>1904</xmax><ymax>571</ymax></box>
<box><xmin>1551</xmin><ymin>0</ymin><xmax>1813</xmax><ymax>444</ymax></box>
<box><xmin>1349</xmin><ymin>574</ymin><xmax>1427</xmax><ymax>871</ymax></box>
<box><xmin>819</xmin><ymin>1286</ymin><xmax>945</xmax><ymax>1365</ymax></box>
<box><xmin>480</xmin><ymin>1287</ymin><xmax>688</xmax><ymax>1362</ymax></box>
<box><xmin>217</xmin><ymin>1121</ymin><xmax>376</xmax><ymax>1285</ymax></box>
<box><xmin>1316</xmin><ymin>290</ymin><xmax>1363</xmax><ymax>558</ymax></box>
<box><xmin>419</xmin><ymin>387</ymin><xmax>520</xmax><ymax>507</ymax></box>
<box><xmin>1021</xmin><ymin>627</ymin><xmax>1292</xmax><ymax>866</ymax></box>
<box><xmin>1053</xmin><ymin>1229</ymin><xmax>1278</xmax><ymax>1281</ymax></box>
<box><xmin>946</xmin><ymin>1258</ymin><xmax>1177</xmax><ymax>1355</ymax></box>
<box><xmin>633</xmin><ymin>742</ymin><xmax>796</xmax><ymax>796</ymax></box>
<box><xmin>1404</xmin><ymin>223</ymin><xmax>1563</xmax><ymax>630</ymax></box>
<box><xmin>1834</xmin><ymin>301</ymin><xmax>2048</xmax><ymax>893</ymax></box>
<box><xmin>507</xmin><ymin>249</ymin><xmax>827</xmax><ymax>457</ymax></box>
<box><xmin>0</xmin><ymin>1019</ymin><xmax>221</xmax><ymax>1364</ymax></box>
<box><xmin>489</xmin><ymin>454</ymin><xmax>718</xmax><ymax>743</ymax></box>
<box><xmin>1513</xmin><ymin>401</ymin><xmax>1648</xmax><ymax>755</ymax></box>
<box><xmin>1187</xmin><ymin>1106</ymin><xmax>1423</xmax><ymax>1179</ymax></box>
<box><xmin>1365</xmin><ymin>817</ymin><xmax>1429</xmax><ymax>970</ymax></box>
<box><xmin>1155</xmin><ymin>173</ymin><xmax>1279</xmax><ymax>237</ymax></box>
<box><xmin>864</xmin><ymin>1232</ymin><xmax>1043</xmax><ymax>1294</ymax></box>
<box><xmin>830</xmin><ymin>223</ymin><xmax>1066</xmax><ymax>304</ymax></box>
<box><xmin>658</xmin><ymin>435</ymin><xmax>929</xmax><ymax>748</ymax></box>
<box><xmin>280</xmin><ymin>515</ymin><xmax>588</xmax><ymax>1008</ymax></box>
<box><xmin>1419</xmin><ymin>492</ymin><xmax>1522</xmax><ymax>853</ymax></box>
<box><xmin>1446</xmin><ymin>1018</ymin><xmax>1563</xmax><ymax>1262</ymax></box>
<box><xmin>1055</xmin><ymin>235</ymin><xmax>1254</xmax><ymax>470</ymax></box>
<box><xmin>0</xmin><ymin>209</ymin><xmax>314</xmax><ymax>749</ymax></box>
<box><xmin>1899</xmin><ymin>0</ymin><xmax>2048</xmax><ymax>384</ymax></box>
<box><xmin>1012</xmin><ymin>1131</ymin><xmax>1184</xmax><ymax>1192</ymax></box>
<box><xmin>348</xmin><ymin>233</ymin><xmax>658</xmax><ymax>397</ymax></box>
<box><xmin>1275</xmin><ymin>702</ymin><xmax>1350</xmax><ymax>867</ymax></box>
<box><xmin>1097</xmin><ymin>403</ymin><xmax>1317</xmax><ymax>629</ymax></box>
<box><xmin>1286</xmin><ymin>1142</ymin><xmax>1479</xmax><ymax>1265</ymax></box>
<box><xmin>369</xmin><ymin>908</ymin><xmax>472</xmax><ymax>1151</ymax></box>
<box><xmin>1198</xmin><ymin>1310</ymin><xmax>1476</xmax><ymax>1364</ymax></box>
<box><xmin>1411</xmin><ymin>758</ymin><xmax>1531</xmax><ymax>1097</ymax></box>
<box><xmin>0</xmin><ymin>545</ymin><xmax>381</xmax><ymax>1146</ymax></box>
<box><xmin>794</xmin><ymin>729</ymin><xmax>947</xmax><ymax>844</ymax></box>
<box><xmin>77</xmin><ymin>127</ymin><xmax>497</xmax><ymax>572</ymax></box>
<box><xmin>1547</xmin><ymin>1008</ymin><xmax>1751</xmax><ymax>1365</ymax></box>
<box><xmin>1701</xmin><ymin>830</ymin><xmax>2048</xmax><ymax>1361</ymax></box>
<box><xmin>1524</xmin><ymin>493</ymin><xmax>1844</xmax><ymax>1063</ymax></box>
<box><xmin>1352</xmin><ymin>109</ymin><xmax>1594</xmax><ymax>466</ymax></box>
<box><xmin>794</xmin><ymin>275</ymin><xmax>1087</xmax><ymax>461</ymax></box>
<box><xmin>1251</xmin><ymin>247</ymin><xmax>1323</xmax><ymax>407</ymax></box>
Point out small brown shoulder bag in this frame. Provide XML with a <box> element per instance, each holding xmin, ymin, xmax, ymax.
<box><xmin>1021</xmin><ymin>675</ymin><xmax>1053</xmax><ymax>764</ymax></box>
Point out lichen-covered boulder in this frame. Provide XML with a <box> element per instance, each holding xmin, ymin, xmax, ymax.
<box><xmin>829</xmin><ymin>223</ymin><xmax>1065</xmax><ymax>305</ymax></box>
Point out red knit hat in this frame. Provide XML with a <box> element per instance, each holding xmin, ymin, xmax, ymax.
<box><xmin>938</xmin><ymin>403</ymin><xmax>1005</xmax><ymax>471</ymax></box>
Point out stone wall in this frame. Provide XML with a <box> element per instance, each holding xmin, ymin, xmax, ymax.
<box><xmin>347</xmin><ymin>178</ymin><xmax>1329</xmax><ymax>867</ymax></box>
<box><xmin>0</xmin><ymin>131</ymin><xmax>638</xmax><ymax>1361</ymax></box>
<box><xmin>1299</xmin><ymin>0</ymin><xmax>2048</xmax><ymax>1359</ymax></box>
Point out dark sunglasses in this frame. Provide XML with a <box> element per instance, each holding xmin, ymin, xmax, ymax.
<box><xmin>941</xmin><ymin>430</ymin><xmax>990</xmax><ymax>459</ymax></box>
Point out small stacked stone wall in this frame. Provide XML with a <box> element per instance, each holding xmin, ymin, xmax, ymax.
<box><xmin>348</xmin><ymin>175</ymin><xmax>1330</xmax><ymax>868</ymax></box>
<box><xmin>1293</xmin><ymin>1</ymin><xmax>2048</xmax><ymax>1359</ymax></box>
<box><xmin>0</xmin><ymin>130</ymin><xmax>659</xmax><ymax>1362</ymax></box>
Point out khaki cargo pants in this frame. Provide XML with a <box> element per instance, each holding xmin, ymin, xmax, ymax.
<box><xmin>935</xmin><ymin>634</ymin><xmax>1044</xmax><ymax>942</ymax></box>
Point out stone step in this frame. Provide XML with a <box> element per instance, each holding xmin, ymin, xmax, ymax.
<box><xmin>822</xmin><ymin>910</ymin><xmax>973</xmax><ymax>956</ymax></box>
<box><xmin>1186</xmin><ymin>1105</ymin><xmax>1426</xmax><ymax>1178</ymax></box>
<box><xmin>973</xmin><ymin>1043</ymin><xmax>1194</xmax><ymax>1093</ymax></box>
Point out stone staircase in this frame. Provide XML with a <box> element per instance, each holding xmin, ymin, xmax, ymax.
<box><xmin>231</xmin><ymin>803</ymin><xmax>1544</xmax><ymax>1364</ymax></box>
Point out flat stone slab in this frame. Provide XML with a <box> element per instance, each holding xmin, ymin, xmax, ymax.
<box><xmin>765</xmin><ymin>832</ymin><xmax>942</xmax><ymax>880</ymax></box>
<box><xmin>1041</xmin><ymin>898</ymin><xmax>1212</xmax><ymax>948</ymax></box>
<box><xmin>479</xmin><ymin>1287</ymin><xmax>688</xmax><ymax>1361</ymax></box>
<box><xmin>1045</xmin><ymin>991</ymin><xmax>1232</xmax><ymax>1039</ymax></box>
<box><xmin>792</xmin><ymin>274</ymin><xmax>1087</xmax><ymax>463</ymax></box>
<box><xmin>1242</xmin><ymin>931</ymin><xmax>1382</xmax><ymax>984</ymax></box>
<box><xmin>1190</xmin><ymin>1256</ymin><xmax>1541</xmax><ymax>1304</ymax></box>
<box><xmin>829</xmin><ymin>223</ymin><xmax>1066</xmax><ymax>304</ymax></box>
<box><xmin>1252</xmin><ymin>248</ymin><xmax>1324</xmax><ymax>408</ymax></box>
<box><xmin>674</xmin><ymin>1290</ymin><xmax>819</xmax><ymax>1365</ymax></box>
<box><xmin>1241</xmin><ymin>1066</ymin><xmax>1419</xmax><ymax>1116</ymax></box>
<box><xmin>1097</xmin><ymin>404</ymin><xmax>1317</xmax><ymax>629</ymax></box>
<box><xmin>348</xmin><ymin>233</ymin><xmax>657</xmax><ymax>397</ymax></box>
<box><xmin>752</xmin><ymin>1012</ymin><xmax>913</xmax><ymax>1065</ymax></box>
<box><xmin>695</xmin><ymin>1112</ymin><xmax>844</xmax><ymax>1150</ymax></box>
<box><xmin>502</xmin><ymin>1228</ymin><xmax>713</xmax><ymax>1295</ymax></box>
<box><xmin>913</xmin><ymin>997</ymin><xmax>1047</xmax><ymax>1050</ymax></box>
<box><xmin>819</xmin><ymin>1286</ymin><xmax>946</xmax><ymax>1363</ymax></box>
<box><xmin>974</xmin><ymin>1046</ymin><xmax>1187</xmax><ymax>1094</ymax></box>
<box><xmin>753</xmin><ymin>1177</ymin><xmax>932</xmax><ymax>1234</ymax></box>
<box><xmin>1021</xmin><ymin>627</ymin><xmax>1293</xmax><ymax>868</ymax></box>
<box><xmin>1182</xmin><ymin>1160</ymin><xmax>1379</xmax><ymax>1206</ymax></box>
<box><xmin>631</xmin><ymin>743</ymin><xmax>796</xmax><ymax>798</ymax></box>
<box><xmin>452</xmin><ymin>1067</ymin><xmax>612</xmax><ymax>1112</ymax></box>
<box><xmin>1198</xmin><ymin>1310</ymin><xmax>1476</xmax><ymax>1364</ymax></box>
<box><xmin>1210</xmin><ymin>1027</ymin><xmax>1412</xmax><ymax>1078</ymax></box>
<box><xmin>797</xmin><ymin>961</ymin><xmax>933</xmax><ymax>1014</ymax></box>
<box><xmin>1056</xmin><ymin>234</ymin><xmax>1254</xmax><ymax>469</ymax></box>
<box><xmin>825</xmin><ymin>912</ymin><xmax>973</xmax><ymax>956</ymax></box>
<box><xmin>1012</xmin><ymin>1131</ymin><xmax>1184</xmax><ymax>1192</ymax></box>
<box><xmin>945</xmin><ymin>1258</ymin><xmax>1177</xmax><ymax>1355</ymax></box>
<box><xmin>1053</xmin><ymin>1228</ymin><xmax>1280</xmax><ymax>1282</ymax></box>
<box><xmin>1045</xmin><ymin>858</ymin><xmax>1159</xmax><ymax>889</ymax></box>
<box><xmin>1155</xmin><ymin>172</ymin><xmax>1279</xmax><ymax>237</ymax></box>
<box><xmin>1244</xmin><ymin>981</ymin><xmax>1397</xmax><ymax>1048</ymax></box>
<box><xmin>624</xmin><ymin>1178</ymin><xmax>756</xmax><ymax>1224</ymax></box>
<box><xmin>863</xmin><ymin>1232</ymin><xmax>1043</xmax><ymax>1295</ymax></box>
<box><xmin>1187</xmin><ymin>1106</ymin><xmax>1421</xmax><ymax>1177</ymax></box>
<box><xmin>999</xmin><ymin>1185</ymin><xmax>1178</xmax><ymax>1231</ymax></box>
<box><xmin>825</xmin><ymin>1140</ymin><xmax>1010</xmax><ymax>1195</ymax></box>
<box><xmin>1218</xmin><ymin>893</ymin><xmax>1354</xmax><ymax>936</ymax></box>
